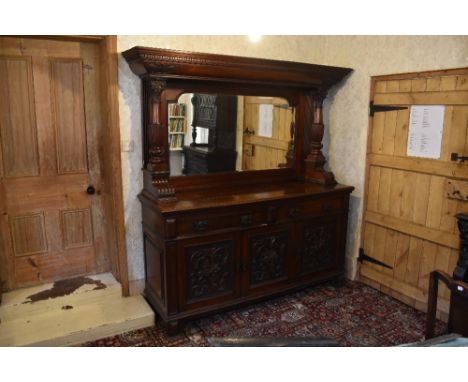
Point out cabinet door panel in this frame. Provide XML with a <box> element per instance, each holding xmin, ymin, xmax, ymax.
<box><xmin>297</xmin><ymin>217</ymin><xmax>340</xmax><ymax>276</ymax></box>
<box><xmin>243</xmin><ymin>224</ymin><xmax>293</xmax><ymax>294</ymax></box>
<box><xmin>177</xmin><ymin>233</ymin><xmax>241</xmax><ymax>310</ymax></box>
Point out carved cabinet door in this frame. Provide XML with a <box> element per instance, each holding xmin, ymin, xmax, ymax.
<box><xmin>241</xmin><ymin>224</ymin><xmax>294</xmax><ymax>295</ymax></box>
<box><xmin>176</xmin><ymin>232</ymin><xmax>242</xmax><ymax>311</ymax></box>
<box><xmin>295</xmin><ymin>216</ymin><xmax>341</xmax><ymax>278</ymax></box>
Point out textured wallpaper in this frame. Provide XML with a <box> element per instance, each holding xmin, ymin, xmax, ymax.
<box><xmin>117</xmin><ymin>35</ymin><xmax>468</xmax><ymax>282</ymax></box>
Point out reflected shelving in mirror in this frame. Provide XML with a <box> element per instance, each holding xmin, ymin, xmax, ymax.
<box><xmin>168</xmin><ymin>93</ymin><xmax>296</xmax><ymax>177</ymax></box>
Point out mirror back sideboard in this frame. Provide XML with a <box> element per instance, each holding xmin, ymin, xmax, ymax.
<box><xmin>123</xmin><ymin>46</ymin><xmax>354</xmax><ymax>333</ymax></box>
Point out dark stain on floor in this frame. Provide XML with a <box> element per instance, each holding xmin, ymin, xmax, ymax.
<box><xmin>23</xmin><ymin>276</ymin><xmax>106</xmax><ymax>304</ymax></box>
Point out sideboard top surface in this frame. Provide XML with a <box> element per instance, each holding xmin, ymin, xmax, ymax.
<box><xmin>153</xmin><ymin>181</ymin><xmax>354</xmax><ymax>214</ymax></box>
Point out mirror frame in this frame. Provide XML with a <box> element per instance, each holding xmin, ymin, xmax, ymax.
<box><xmin>123</xmin><ymin>46</ymin><xmax>352</xmax><ymax>199</ymax></box>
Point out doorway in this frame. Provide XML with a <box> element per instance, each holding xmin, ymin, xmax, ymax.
<box><xmin>0</xmin><ymin>36</ymin><xmax>128</xmax><ymax>296</ymax></box>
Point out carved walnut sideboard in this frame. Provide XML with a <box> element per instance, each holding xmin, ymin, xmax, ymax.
<box><xmin>123</xmin><ymin>46</ymin><xmax>354</xmax><ymax>333</ymax></box>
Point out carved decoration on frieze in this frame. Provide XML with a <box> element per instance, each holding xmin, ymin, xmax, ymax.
<box><xmin>140</xmin><ymin>52</ymin><xmax>257</xmax><ymax>70</ymax></box>
<box><xmin>250</xmin><ymin>232</ymin><xmax>288</xmax><ymax>285</ymax></box>
<box><xmin>186</xmin><ymin>241</ymin><xmax>234</xmax><ymax>301</ymax></box>
<box><xmin>146</xmin><ymin>62</ymin><xmax>177</xmax><ymax>73</ymax></box>
<box><xmin>301</xmin><ymin>224</ymin><xmax>334</xmax><ymax>273</ymax></box>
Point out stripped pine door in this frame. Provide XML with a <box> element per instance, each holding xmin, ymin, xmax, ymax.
<box><xmin>242</xmin><ymin>97</ymin><xmax>294</xmax><ymax>170</ymax></box>
<box><xmin>359</xmin><ymin>68</ymin><xmax>468</xmax><ymax>319</ymax></box>
<box><xmin>0</xmin><ymin>37</ymin><xmax>113</xmax><ymax>290</ymax></box>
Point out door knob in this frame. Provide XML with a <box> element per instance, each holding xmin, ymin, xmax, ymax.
<box><xmin>86</xmin><ymin>185</ymin><xmax>96</xmax><ymax>195</ymax></box>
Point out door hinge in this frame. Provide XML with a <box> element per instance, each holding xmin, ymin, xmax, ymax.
<box><xmin>358</xmin><ymin>248</ymin><xmax>393</xmax><ymax>269</ymax></box>
<box><xmin>369</xmin><ymin>101</ymin><xmax>408</xmax><ymax>117</ymax></box>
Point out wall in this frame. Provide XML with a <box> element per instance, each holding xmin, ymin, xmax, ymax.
<box><xmin>117</xmin><ymin>35</ymin><xmax>468</xmax><ymax>284</ymax></box>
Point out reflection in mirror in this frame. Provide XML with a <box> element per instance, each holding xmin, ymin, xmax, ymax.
<box><xmin>168</xmin><ymin>94</ymin><xmax>295</xmax><ymax>176</ymax></box>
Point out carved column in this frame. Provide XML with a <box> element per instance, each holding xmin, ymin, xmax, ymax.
<box><xmin>454</xmin><ymin>213</ymin><xmax>468</xmax><ymax>282</ymax></box>
<box><xmin>145</xmin><ymin>78</ymin><xmax>175</xmax><ymax>199</ymax></box>
<box><xmin>303</xmin><ymin>91</ymin><xmax>336</xmax><ymax>185</ymax></box>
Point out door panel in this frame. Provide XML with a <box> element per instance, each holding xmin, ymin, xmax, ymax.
<box><xmin>50</xmin><ymin>59</ymin><xmax>89</xmax><ymax>174</ymax></box>
<box><xmin>0</xmin><ymin>56</ymin><xmax>39</xmax><ymax>178</ymax></box>
<box><xmin>360</xmin><ymin>68</ymin><xmax>468</xmax><ymax>318</ymax></box>
<box><xmin>10</xmin><ymin>213</ymin><xmax>48</xmax><ymax>256</ymax></box>
<box><xmin>0</xmin><ymin>37</ymin><xmax>112</xmax><ymax>290</ymax></box>
<box><xmin>242</xmin><ymin>224</ymin><xmax>293</xmax><ymax>294</ymax></box>
<box><xmin>296</xmin><ymin>217</ymin><xmax>339</xmax><ymax>277</ymax></box>
<box><xmin>177</xmin><ymin>233</ymin><xmax>241</xmax><ymax>310</ymax></box>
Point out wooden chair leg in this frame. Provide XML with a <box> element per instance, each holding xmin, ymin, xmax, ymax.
<box><xmin>425</xmin><ymin>270</ymin><xmax>467</xmax><ymax>339</ymax></box>
<box><xmin>425</xmin><ymin>271</ymin><xmax>439</xmax><ymax>339</ymax></box>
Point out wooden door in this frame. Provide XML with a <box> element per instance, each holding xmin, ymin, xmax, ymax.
<box><xmin>0</xmin><ymin>37</ymin><xmax>113</xmax><ymax>290</ymax></box>
<box><xmin>359</xmin><ymin>68</ymin><xmax>468</xmax><ymax>318</ymax></box>
<box><xmin>242</xmin><ymin>96</ymin><xmax>293</xmax><ymax>170</ymax></box>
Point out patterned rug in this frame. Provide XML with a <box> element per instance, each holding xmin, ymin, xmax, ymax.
<box><xmin>85</xmin><ymin>280</ymin><xmax>446</xmax><ymax>346</ymax></box>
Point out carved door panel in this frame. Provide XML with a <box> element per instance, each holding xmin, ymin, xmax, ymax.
<box><xmin>176</xmin><ymin>233</ymin><xmax>241</xmax><ymax>310</ymax></box>
<box><xmin>296</xmin><ymin>217</ymin><xmax>340</xmax><ymax>277</ymax></box>
<box><xmin>0</xmin><ymin>37</ymin><xmax>112</xmax><ymax>290</ymax></box>
<box><xmin>242</xmin><ymin>96</ymin><xmax>294</xmax><ymax>171</ymax></box>
<box><xmin>242</xmin><ymin>224</ymin><xmax>294</xmax><ymax>295</ymax></box>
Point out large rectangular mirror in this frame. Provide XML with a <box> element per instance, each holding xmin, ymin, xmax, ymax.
<box><xmin>168</xmin><ymin>93</ymin><xmax>296</xmax><ymax>176</ymax></box>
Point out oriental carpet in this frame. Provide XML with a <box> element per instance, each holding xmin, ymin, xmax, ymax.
<box><xmin>84</xmin><ymin>280</ymin><xmax>445</xmax><ymax>346</ymax></box>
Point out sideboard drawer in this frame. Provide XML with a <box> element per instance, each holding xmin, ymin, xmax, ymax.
<box><xmin>175</xmin><ymin>208</ymin><xmax>269</xmax><ymax>237</ymax></box>
<box><xmin>168</xmin><ymin>196</ymin><xmax>346</xmax><ymax>238</ymax></box>
<box><xmin>278</xmin><ymin>196</ymin><xmax>345</xmax><ymax>222</ymax></box>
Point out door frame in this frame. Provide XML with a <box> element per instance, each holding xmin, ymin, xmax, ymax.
<box><xmin>0</xmin><ymin>35</ymin><xmax>129</xmax><ymax>296</ymax></box>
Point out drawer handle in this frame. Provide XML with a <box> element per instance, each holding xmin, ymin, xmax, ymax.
<box><xmin>240</xmin><ymin>214</ymin><xmax>253</xmax><ymax>226</ymax></box>
<box><xmin>288</xmin><ymin>207</ymin><xmax>300</xmax><ymax>218</ymax></box>
<box><xmin>193</xmin><ymin>220</ymin><xmax>208</xmax><ymax>232</ymax></box>
<box><xmin>323</xmin><ymin>204</ymin><xmax>333</xmax><ymax>213</ymax></box>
